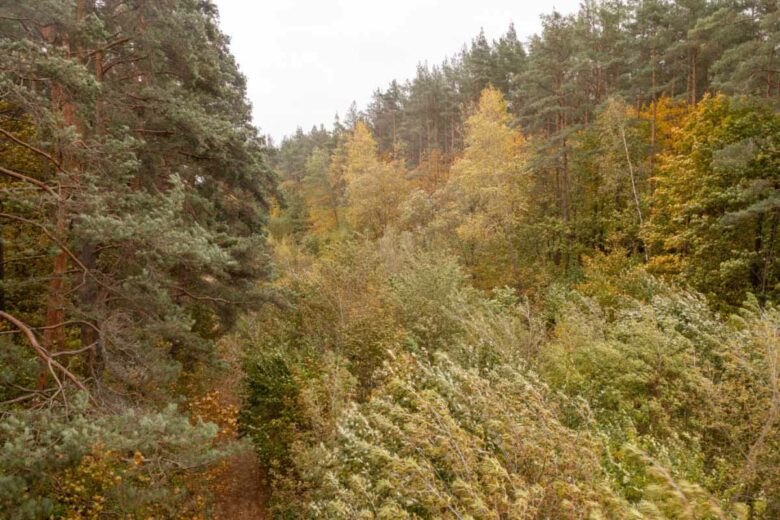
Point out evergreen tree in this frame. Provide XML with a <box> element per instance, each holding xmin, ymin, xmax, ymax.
<box><xmin>0</xmin><ymin>1</ymin><xmax>275</xmax><ymax>510</ymax></box>
<box><xmin>711</xmin><ymin>1</ymin><xmax>780</xmax><ymax>98</ymax></box>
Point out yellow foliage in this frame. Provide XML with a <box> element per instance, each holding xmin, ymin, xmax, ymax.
<box><xmin>343</xmin><ymin>122</ymin><xmax>409</xmax><ymax>237</ymax></box>
<box><xmin>344</xmin><ymin>122</ymin><xmax>380</xmax><ymax>183</ymax></box>
<box><xmin>447</xmin><ymin>87</ymin><xmax>528</xmax><ymax>287</ymax></box>
<box><xmin>637</xmin><ymin>96</ymin><xmax>689</xmax><ymax>156</ymax></box>
<box><xmin>58</xmin><ymin>445</ymin><xmax>123</xmax><ymax>520</ymax></box>
<box><xmin>189</xmin><ymin>389</ymin><xmax>239</xmax><ymax>440</ymax></box>
<box><xmin>0</xmin><ymin>101</ymin><xmax>41</xmax><ymax>177</ymax></box>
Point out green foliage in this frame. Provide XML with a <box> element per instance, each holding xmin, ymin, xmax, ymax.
<box><xmin>236</xmin><ymin>242</ymin><xmax>600</xmax><ymax>516</ymax></box>
<box><xmin>239</xmin><ymin>235</ymin><xmax>780</xmax><ymax>517</ymax></box>
<box><xmin>306</xmin><ymin>352</ymin><xmax>630</xmax><ymax>519</ymax></box>
<box><xmin>0</xmin><ymin>400</ymin><xmax>226</xmax><ymax>519</ymax></box>
<box><xmin>4</xmin><ymin>1</ymin><xmax>780</xmax><ymax>518</ymax></box>
<box><xmin>243</xmin><ymin>3</ymin><xmax>780</xmax><ymax>518</ymax></box>
<box><xmin>0</xmin><ymin>0</ymin><xmax>275</xmax><ymax>514</ymax></box>
<box><xmin>647</xmin><ymin>95</ymin><xmax>780</xmax><ymax>307</ymax></box>
<box><xmin>0</xmin><ymin>0</ymin><xmax>276</xmax><ymax>399</ymax></box>
<box><xmin>542</xmin><ymin>264</ymin><xmax>780</xmax><ymax>517</ymax></box>
<box><xmin>241</xmin><ymin>348</ymin><xmax>307</xmax><ymax>466</ymax></box>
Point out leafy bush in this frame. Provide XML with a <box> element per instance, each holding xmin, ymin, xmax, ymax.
<box><xmin>238</xmin><ymin>237</ymin><xmax>780</xmax><ymax>518</ymax></box>
<box><xmin>304</xmin><ymin>352</ymin><xmax>631</xmax><ymax>519</ymax></box>
<box><xmin>542</xmin><ymin>268</ymin><xmax>780</xmax><ymax>516</ymax></box>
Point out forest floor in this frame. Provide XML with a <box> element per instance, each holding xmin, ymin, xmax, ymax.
<box><xmin>210</xmin><ymin>340</ymin><xmax>271</xmax><ymax>519</ymax></box>
<box><xmin>214</xmin><ymin>449</ymin><xmax>269</xmax><ymax>519</ymax></box>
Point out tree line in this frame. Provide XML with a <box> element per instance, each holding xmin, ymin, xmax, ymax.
<box><xmin>272</xmin><ymin>0</ymin><xmax>780</xmax><ymax>308</ymax></box>
<box><xmin>1</xmin><ymin>0</ymin><xmax>779</xmax><ymax>518</ymax></box>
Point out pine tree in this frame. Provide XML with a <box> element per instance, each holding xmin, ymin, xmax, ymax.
<box><xmin>711</xmin><ymin>1</ymin><xmax>780</xmax><ymax>98</ymax></box>
<box><xmin>0</xmin><ymin>0</ymin><xmax>275</xmax><ymax>412</ymax></box>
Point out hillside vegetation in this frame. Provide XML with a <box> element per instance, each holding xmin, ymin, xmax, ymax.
<box><xmin>1</xmin><ymin>0</ymin><xmax>780</xmax><ymax>519</ymax></box>
<box><xmin>251</xmin><ymin>0</ymin><xmax>780</xmax><ymax>517</ymax></box>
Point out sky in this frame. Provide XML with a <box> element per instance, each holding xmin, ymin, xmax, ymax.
<box><xmin>213</xmin><ymin>0</ymin><xmax>582</xmax><ymax>143</ymax></box>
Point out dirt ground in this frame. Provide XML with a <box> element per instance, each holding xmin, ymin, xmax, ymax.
<box><xmin>214</xmin><ymin>449</ymin><xmax>270</xmax><ymax>519</ymax></box>
<box><xmin>211</xmin><ymin>340</ymin><xmax>271</xmax><ymax>519</ymax></box>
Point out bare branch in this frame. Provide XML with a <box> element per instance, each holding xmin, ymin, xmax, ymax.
<box><xmin>51</xmin><ymin>343</ymin><xmax>96</xmax><ymax>358</ymax></box>
<box><xmin>102</xmin><ymin>54</ymin><xmax>149</xmax><ymax>74</ymax></box>
<box><xmin>0</xmin><ymin>310</ymin><xmax>89</xmax><ymax>394</ymax></box>
<box><xmin>0</xmin><ymin>127</ymin><xmax>64</xmax><ymax>171</ymax></box>
<box><xmin>171</xmin><ymin>285</ymin><xmax>244</xmax><ymax>305</ymax></box>
<box><xmin>0</xmin><ymin>165</ymin><xmax>59</xmax><ymax>198</ymax></box>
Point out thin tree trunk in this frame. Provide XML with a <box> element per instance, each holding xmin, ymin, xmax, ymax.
<box><xmin>0</xmin><ymin>201</ymin><xmax>4</xmax><ymax>312</ymax></box>
<box><xmin>562</xmin><ymin>138</ymin><xmax>570</xmax><ymax>224</ymax></box>
<box><xmin>620</xmin><ymin>125</ymin><xmax>643</xmax><ymax>226</ymax></box>
<box><xmin>39</xmin><ymin>1</ymin><xmax>87</xmax><ymax>389</ymax></box>
<box><xmin>620</xmin><ymin>125</ymin><xmax>648</xmax><ymax>261</ymax></box>
<box><xmin>751</xmin><ymin>215</ymin><xmax>765</xmax><ymax>297</ymax></box>
<box><xmin>391</xmin><ymin>110</ymin><xmax>397</xmax><ymax>158</ymax></box>
<box><xmin>650</xmin><ymin>46</ymin><xmax>657</xmax><ymax>186</ymax></box>
<box><xmin>691</xmin><ymin>48</ymin><xmax>697</xmax><ymax>105</ymax></box>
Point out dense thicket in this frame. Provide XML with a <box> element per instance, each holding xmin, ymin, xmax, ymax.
<box><xmin>240</xmin><ymin>238</ymin><xmax>779</xmax><ymax>518</ymax></box>
<box><xmin>246</xmin><ymin>0</ymin><xmax>780</xmax><ymax>518</ymax></box>
<box><xmin>0</xmin><ymin>0</ymin><xmax>274</xmax><ymax>516</ymax></box>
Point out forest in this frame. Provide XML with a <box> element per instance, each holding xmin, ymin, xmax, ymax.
<box><xmin>0</xmin><ymin>0</ymin><xmax>779</xmax><ymax>518</ymax></box>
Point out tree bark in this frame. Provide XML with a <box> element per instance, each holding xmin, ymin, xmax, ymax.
<box><xmin>39</xmin><ymin>1</ymin><xmax>89</xmax><ymax>388</ymax></box>
<box><xmin>650</xmin><ymin>46</ymin><xmax>658</xmax><ymax>186</ymax></box>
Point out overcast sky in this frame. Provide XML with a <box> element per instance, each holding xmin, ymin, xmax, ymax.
<box><xmin>213</xmin><ymin>0</ymin><xmax>582</xmax><ymax>143</ymax></box>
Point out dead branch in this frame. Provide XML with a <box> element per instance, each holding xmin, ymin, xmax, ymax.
<box><xmin>0</xmin><ymin>127</ymin><xmax>64</xmax><ymax>171</ymax></box>
<box><xmin>0</xmin><ymin>310</ymin><xmax>89</xmax><ymax>394</ymax></box>
<box><xmin>0</xmin><ymin>165</ymin><xmax>59</xmax><ymax>198</ymax></box>
<box><xmin>171</xmin><ymin>285</ymin><xmax>244</xmax><ymax>306</ymax></box>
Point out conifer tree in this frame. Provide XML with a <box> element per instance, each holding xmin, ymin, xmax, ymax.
<box><xmin>0</xmin><ymin>0</ymin><xmax>275</xmax><ymax>412</ymax></box>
